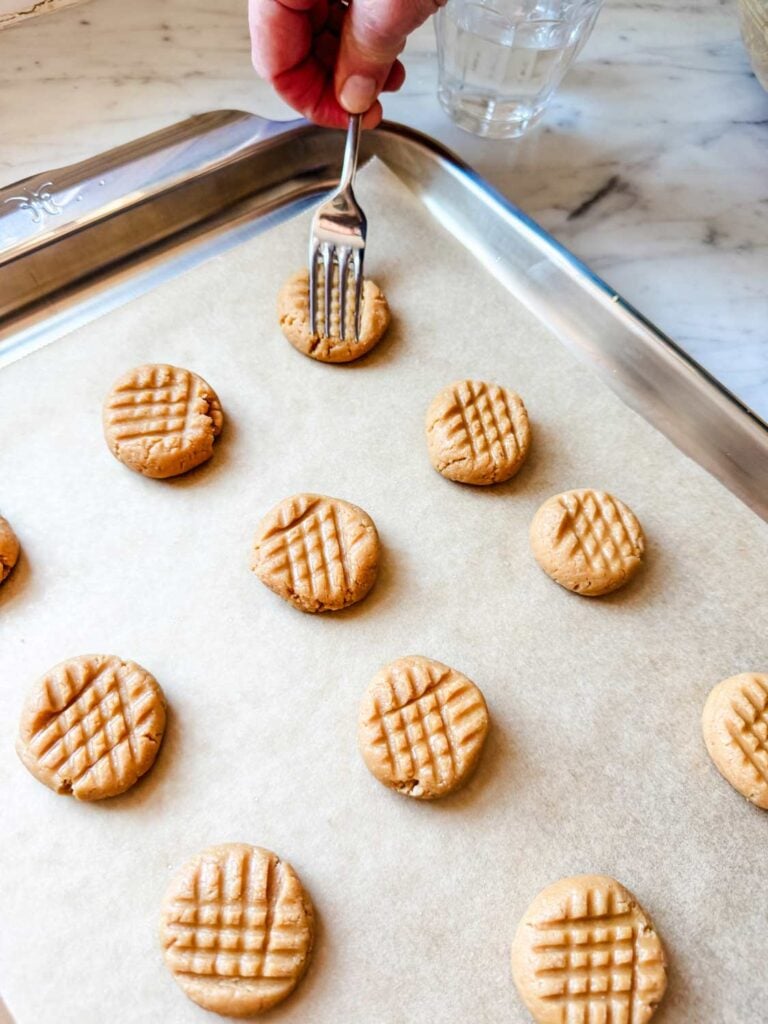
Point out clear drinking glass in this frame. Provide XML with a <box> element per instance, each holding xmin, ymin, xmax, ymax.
<box><xmin>435</xmin><ymin>0</ymin><xmax>603</xmax><ymax>138</ymax></box>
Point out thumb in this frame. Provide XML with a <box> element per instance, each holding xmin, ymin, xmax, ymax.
<box><xmin>335</xmin><ymin>0</ymin><xmax>438</xmax><ymax>114</ymax></box>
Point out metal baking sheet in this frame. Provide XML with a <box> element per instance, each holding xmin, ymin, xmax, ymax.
<box><xmin>1</xmin><ymin>112</ymin><xmax>767</xmax><ymax>520</ymax></box>
<box><xmin>1</xmin><ymin>121</ymin><xmax>767</xmax><ymax>1024</ymax></box>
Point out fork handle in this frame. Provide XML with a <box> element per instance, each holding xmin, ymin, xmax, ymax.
<box><xmin>338</xmin><ymin>114</ymin><xmax>362</xmax><ymax>192</ymax></box>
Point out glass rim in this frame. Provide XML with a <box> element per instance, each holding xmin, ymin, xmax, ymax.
<box><xmin>437</xmin><ymin>0</ymin><xmax>604</xmax><ymax>20</ymax></box>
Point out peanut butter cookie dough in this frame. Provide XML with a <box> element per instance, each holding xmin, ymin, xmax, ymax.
<box><xmin>16</xmin><ymin>654</ymin><xmax>166</xmax><ymax>800</ymax></box>
<box><xmin>277</xmin><ymin>268</ymin><xmax>390</xmax><ymax>363</ymax></box>
<box><xmin>358</xmin><ymin>655</ymin><xmax>489</xmax><ymax>799</ymax></box>
<box><xmin>530</xmin><ymin>489</ymin><xmax>645</xmax><ymax>596</ymax></box>
<box><xmin>103</xmin><ymin>363</ymin><xmax>223</xmax><ymax>479</ymax></box>
<box><xmin>160</xmin><ymin>843</ymin><xmax>315</xmax><ymax>1018</ymax></box>
<box><xmin>251</xmin><ymin>493</ymin><xmax>380</xmax><ymax>613</ymax></box>
<box><xmin>702</xmin><ymin>672</ymin><xmax>768</xmax><ymax>809</ymax></box>
<box><xmin>425</xmin><ymin>380</ymin><xmax>531</xmax><ymax>484</ymax></box>
<box><xmin>0</xmin><ymin>515</ymin><xmax>19</xmax><ymax>583</ymax></box>
<box><xmin>511</xmin><ymin>875</ymin><xmax>667</xmax><ymax>1024</ymax></box>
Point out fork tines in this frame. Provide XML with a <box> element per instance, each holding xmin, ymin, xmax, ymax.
<box><xmin>309</xmin><ymin>241</ymin><xmax>364</xmax><ymax>344</ymax></box>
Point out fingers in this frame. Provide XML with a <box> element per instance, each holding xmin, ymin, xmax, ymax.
<box><xmin>249</xmin><ymin>0</ymin><xmax>315</xmax><ymax>79</ymax></box>
<box><xmin>335</xmin><ymin>0</ymin><xmax>438</xmax><ymax>113</ymax></box>
<box><xmin>382</xmin><ymin>59</ymin><xmax>406</xmax><ymax>93</ymax></box>
<box><xmin>249</xmin><ymin>0</ymin><xmax>398</xmax><ymax>127</ymax></box>
<box><xmin>314</xmin><ymin>28</ymin><xmax>340</xmax><ymax>71</ymax></box>
<box><xmin>273</xmin><ymin>54</ymin><xmax>383</xmax><ymax>127</ymax></box>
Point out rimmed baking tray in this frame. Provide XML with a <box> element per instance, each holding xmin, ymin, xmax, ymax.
<box><xmin>1</xmin><ymin>110</ymin><xmax>768</xmax><ymax>1024</ymax></box>
<box><xmin>2</xmin><ymin>115</ymin><xmax>768</xmax><ymax>1024</ymax></box>
<box><xmin>1</xmin><ymin>110</ymin><xmax>767</xmax><ymax>521</ymax></box>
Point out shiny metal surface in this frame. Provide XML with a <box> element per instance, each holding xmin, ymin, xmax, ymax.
<box><xmin>0</xmin><ymin>110</ymin><xmax>766</xmax><ymax>520</ymax></box>
<box><xmin>308</xmin><ymin>113</ymin><xmax>366</xmax><ymax>341</ymax></box>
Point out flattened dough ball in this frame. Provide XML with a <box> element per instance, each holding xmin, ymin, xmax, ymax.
<box><xmin>103</xmin><ymin>363</ymin><xmax>224</xmax><ymax>478</ymax></box>
<box><xmin>16</xmin><ymin>654</ymin><xmax>166</xmax><ymax>800</ymax></box>
<box><xmin>511</xmin><ymin>875</ymin><xmax>668</xmax><ymax>1024</ymax></box>
<box><xmin>251</xmin><ymin>493</ymin><xmax>380</xmax><ymax>613</ymax></box>
<box><xmin>426</xmin><ymin>379</ymin><xmax>531</xmax><ymax>484</ymax></box>
<box><xmin>160</xmin><ymin>843</ymin><xmax>315</xmax><ymax>1017</ymax></box>
<box><xmin>530</xmin><ymin>489</ymin><xmax>645</xmax><ymax>596</ymax></box>
<box><xmin>702</xmin><ymin>672</ymin><xmax>768</xmax><ymax>809</ymax></box>
<box><xmin>358</xmin><ymin>655</ymin><xmax>489</xmax><ymax>799</ymax></box>
<box><xmin>277</xmin><ymin>268</ymin><xmax>390</xmax><ymax>363</ymax></box>
<box><xmin>0</xmin><ymin>515</ymin><xmax>20</xmax><ymax>583</ymax></box>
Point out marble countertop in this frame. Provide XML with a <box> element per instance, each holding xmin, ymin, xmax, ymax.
<box><xmin>1</xmin><ymin>0</ymin><xmax>766</xmax><ymax>419</ymax></box>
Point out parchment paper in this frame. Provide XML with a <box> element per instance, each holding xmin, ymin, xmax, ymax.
<box><xmin>1</xmin><ymin>160</ymin><xmax>766</xmax><ymax>1024</ymax></box>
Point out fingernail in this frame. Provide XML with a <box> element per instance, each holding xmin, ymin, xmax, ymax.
<box><xmin>340</xmin><ymin>74</ymin><xmax>378</xmax><ymax>113</ymax></box>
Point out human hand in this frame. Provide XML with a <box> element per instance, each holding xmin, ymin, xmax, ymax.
<box><xmin>249</xmin><ymin>0</ymin><xmax>443</xmax><ymax>128</ymax></box>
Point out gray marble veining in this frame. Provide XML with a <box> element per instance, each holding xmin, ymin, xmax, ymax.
<box><xmin>0</xmin><ymin>0</ymin><xmax>766</xmax><ymax>418</ymax></box>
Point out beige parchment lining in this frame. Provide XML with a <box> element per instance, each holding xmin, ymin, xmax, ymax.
<box><xmin>0</xmin><ymin>160</ymin><xmax>766</xmax><ymax>1024</ymax></box>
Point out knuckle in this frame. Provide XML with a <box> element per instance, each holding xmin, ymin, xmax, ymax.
<box><xmin>352</xmin><ymin>0</ymin><xmax>442</xmax><ymax>59</ymax></box>
<box><xmin>353</xmin><ymin>9</ymin><xmax>407</xmax><ymax>60</ymax></box>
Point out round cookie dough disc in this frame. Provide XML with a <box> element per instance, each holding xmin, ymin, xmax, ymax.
<box><xmin>277</xmin><ymin>268</ymin><xmax>390</xmax><ymax>363</ymax></box>
<box><xmin>0</xmin><ymin>515</ymin><xmax>20</xmax><ymax>583</ymax></box>
<box><xmin>103</xmin><ymin>363</ymin><xmax>224</xmax><ymax>479</ymax></box>
<box><xmin>530</xmin><ymin>488</ymin><xmax>645</xmax><ymax>596</ymax></box>
<box><xmin>511</xmin><ymin>875</ymin><xmax>668</xmax><ymax>1024</ymax></box>
<box><xmin>251</xmin><ymin>493</ymin><xmax>380</xmax><ymax>613</ymax></box>
<box><xmin>425</xmin><ymin>379</ymin><xmax>531</xmax><ymax>484</ymax></box>
<box><xmin>160</xmin><ymin>843</ymin><xmax>315</xmax><ymax>1018</ymax></box>
<box><xmin>16</xmin><ymin>654</ymin><xmax>166</xmax><ymax>800</ymax></box>
<box><xmin>358</xmin><ymin>655</ymin><xmax>489</xmax><ymax>799</ymax></box>
<box><xmin>702</xmin><ymin>672</ymin><xmax>768</xmax><ymax>809</ymax></box>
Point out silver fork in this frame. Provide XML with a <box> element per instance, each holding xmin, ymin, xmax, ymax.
<box><xmin>308</xmin><ymin>114</ymin><xmax>366</xmax><ymax>342</ymax></box>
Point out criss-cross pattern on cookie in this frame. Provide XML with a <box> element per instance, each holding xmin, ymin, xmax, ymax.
<box><xmin>24</xmin><ymin>656</ymin><xmax>162</xmax><ymax>797</ymax></box>
<box><xmin>554</xmin><ymin>490</ymin><xmax>641</xmax><ymax>576</ymax></box>
<box><xmin>257</xmin><ymin>495</ymin><xmax>373</xmax><ymax>606</ymax></box>
<box><xmin>105</xmin><ymin>364</ymin><xmax>219</xmax><ymax>447</ymax></box>
<box><xmin>725</xmin><ymin>674</ymin><xmax>768</xmax><ymax>789</ymax></box>
<box><xmin>162</xmin><ymin>846</ymin><xmax>311</xmax><ymax>992</ymax></box>
<box><xmin>364</xmin><ymin>658</ymin><xmax>487</xmax><ymax>794</ymax></box>
<box><xmin>531</xmin><ymin>884</ymin><xmax>665</xmax><ymax>1024</ymax></box>
<box><xmin>444</xmin><ymin>380</ymin><xmax>524</xmax><ymax>471</ymax></box>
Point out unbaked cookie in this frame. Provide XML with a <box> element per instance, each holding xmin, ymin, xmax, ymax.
<box><xmin>277</xmin><ymin>268</ymin><xmax>390</xmax><ymax>363</ymax></box>
<box><xmin>251</xmin><ymin>493</ymin><xmax>380</xmax><ymax>613</ymax></box>
<box><xmin>103</xmin><ymin>363</ymin><xmax>223</xmax><ymax>479</ymax></box>
<box><xmin>358</xmin><ymin>655</ymin><xmax>489</xmax><ymax>799</ymax></box>
<box><xmin>160</xmin><ymin>843</ymin><xmax>314</xmax><ymax>1018</ymax></box>
<box><xmin>511</xmin><ymin>875</ymin><xmax>667</xmax><ymax>1024</ymax></box>
<box><xmin>530</xmin><ymin>489</ymin><xmax>644</xmax><ymax>596</ymax></box>
<box><xmin>425</xmin><ymin>380</ymin><xmax>531</xmax><ymax>484</ymax></box>
<box><xmin>0</xmin><ymin>515</ymin><xmax>20</xmax><ymax>583</ymax></box>
<box><xmin>702</xmin><ymin>672</ymin><xmax>768</xmax><ymax>809</ymax></box>
<box><xmin>16</xmin><ymin>654</ymin><xmax>166</xmax><ymax>800</ymax></box>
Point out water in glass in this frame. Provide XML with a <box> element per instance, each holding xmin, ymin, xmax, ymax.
<box><xmin>436</xmin><ymin>0</ymin><xmax>602</xmax><ymax>138</ymax></box>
